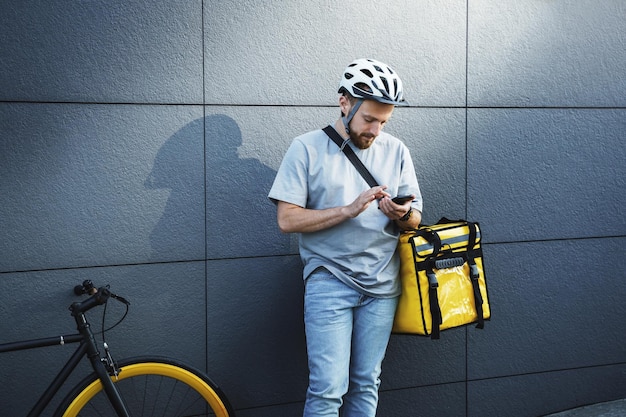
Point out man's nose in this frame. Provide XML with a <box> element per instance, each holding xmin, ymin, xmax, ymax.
<box><xmin>369</xmin><ymin>122</ymin><xmax>383</xmax><ymax>136</ymax></box>
<box><xmin>371</xmin><ymin>122</ymin><xmax>383</xmax><ymax>136</ymax></box>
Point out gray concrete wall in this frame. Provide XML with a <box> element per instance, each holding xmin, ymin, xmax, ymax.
<box><xmin>1</xmin><ymin>1</ymin><xmax>625</xmax><ymax>416</ymax></box>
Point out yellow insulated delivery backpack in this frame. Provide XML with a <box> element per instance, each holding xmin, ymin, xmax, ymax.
<box><xmin>393</xmin><ymin>218</ymin><xmax>491</xmax><ymax>339</ymax></box>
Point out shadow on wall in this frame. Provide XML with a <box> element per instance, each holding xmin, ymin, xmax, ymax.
<box><xmin>145</xmin><ymin>114</ymin><xmax>290</xmax><ymax>261</ymax></box>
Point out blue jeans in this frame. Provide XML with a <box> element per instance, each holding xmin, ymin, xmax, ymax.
<box><xmin>303</xmin><ymin>268</ymin><xmax>398</xmax><ymax>417</ymax></box>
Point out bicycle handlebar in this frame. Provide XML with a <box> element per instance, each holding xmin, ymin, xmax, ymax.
<box><xmin>69</xmin><ymin>280</ymin><xmax>130</xmax><ymax>316</ymax></box>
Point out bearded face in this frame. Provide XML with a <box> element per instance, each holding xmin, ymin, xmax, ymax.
<box><xmin>341</xmin><ymin>98</ymin><xmax>395</xmax><ymax>150</ymax></box>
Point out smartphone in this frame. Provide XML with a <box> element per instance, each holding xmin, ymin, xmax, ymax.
<box><xmin>392</xmin><ymin>195</ymin><xmax>413</xmax><ymax>204</ymax></box>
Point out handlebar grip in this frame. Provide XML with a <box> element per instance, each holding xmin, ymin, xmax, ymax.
<box><xmin>73</xmin><ymin>285</ymin><xmax>86</xmax><ymax>295</ymax></box>
<box><xmin>74</xmin><ymin>280</ymin><xmax>96</xmax><ymax>296</ymax></box>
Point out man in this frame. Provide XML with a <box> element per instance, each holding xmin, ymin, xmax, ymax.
<box><xmin>269</xmin><ymin>58</ymin><xmax>422</xmax><ymax>417</ymax></box>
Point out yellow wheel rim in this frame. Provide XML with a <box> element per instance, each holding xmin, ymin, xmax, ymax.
<box><xmin>63</xmin><ymin>362</ymin><xmax>229</xmax><ymax>417</ymax></box>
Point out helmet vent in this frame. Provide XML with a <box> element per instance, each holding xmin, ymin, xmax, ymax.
<box><xmin>380</xmin><ymin>77</ymin><xmax>390</xmax><ymax>94</ymax></box>
<box><xmin>360</xmin><ymin>69</ymin><xmax>373</xmax><ymax>78</ymax></box>
<box><xmin>354</xmin><ymin>82</ymin><xmax>372</xmax><ymax>93</ymax></box>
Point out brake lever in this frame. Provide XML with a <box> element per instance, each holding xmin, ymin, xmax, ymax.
<box><xmin>110</xmin><ymin>293</ymin><xmax>130</xmax><ymax>306</ymax></box>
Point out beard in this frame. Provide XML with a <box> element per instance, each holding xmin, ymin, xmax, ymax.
<box><xmin>350</xmin><ymin>130</ymin><xmax>376</xmax><ymax>150</ymax></box>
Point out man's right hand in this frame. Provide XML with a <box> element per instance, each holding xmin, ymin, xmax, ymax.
<box><xmin>276</xmin><ymin>186</ymin><xmax>389</xmax><ymax>234</ymax></box>
<box><xmin>344</xmin><ymin>186</ymin><xmax>390</xmax><ymax>218</ymax></box>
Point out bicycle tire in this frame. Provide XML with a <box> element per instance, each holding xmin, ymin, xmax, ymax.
<box><xmin>55</xmin><ymin>356</ymin><xmax>235</xmax><ymax>417</ymax></box>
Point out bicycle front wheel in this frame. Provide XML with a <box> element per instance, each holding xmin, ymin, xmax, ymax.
<box><xmin>56</xmin><ymin>356</ymin><xmax>235</xmax><ymax>417</ymax></box>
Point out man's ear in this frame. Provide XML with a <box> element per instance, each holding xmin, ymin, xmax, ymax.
<box><xmin>339</xmin><ymin>95</ymin><xmax>350</xmax><ymax>117</ymax></box>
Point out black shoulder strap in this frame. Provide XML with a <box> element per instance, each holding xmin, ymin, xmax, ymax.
<box><xmin>322</xmin><ymin>125</ymin><xmax>379</xmax><ymax>188</ymax></box>
<box><xmin>466</xmin><ymin>221</ymin><xmax>485</xmax><ymax>329</ymax></box>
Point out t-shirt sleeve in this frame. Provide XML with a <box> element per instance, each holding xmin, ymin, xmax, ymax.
<box><xmin>268</xmin><ymin>139</ymin><xmax>309</xmax><ymax>207</ymax></box>
<box><xmin>398</xmin><ymin>144</ymin><xmax>424</xmax><ymax>212</ymax></box>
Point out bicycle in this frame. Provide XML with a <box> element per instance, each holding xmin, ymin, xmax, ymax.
<box><xmin>0</xmin><ymin>280</ymin><xmax>235</xmax><ymax>417</ymax></box>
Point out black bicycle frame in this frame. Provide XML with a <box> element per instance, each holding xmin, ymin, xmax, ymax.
<box><xmin>0</xmin><ymin>304</ymin><xmax>130</xmax><ymax>416</ymax></box>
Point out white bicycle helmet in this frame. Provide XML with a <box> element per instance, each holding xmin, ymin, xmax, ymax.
<box><xmin>338</xmin><ymin>58</ymin><xmax>407</xmax><ymax>106</ymax></box>
<box><xmin>338</xmin><ymin>58</ymin><xmax>407</xmax><ymax>135</ymax></box>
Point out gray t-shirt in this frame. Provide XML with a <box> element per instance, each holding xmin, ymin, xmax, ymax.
<box><xmin>268</xmin><ymin>128</ymin><xmax>422</xmax><ymax>297</ymax></box>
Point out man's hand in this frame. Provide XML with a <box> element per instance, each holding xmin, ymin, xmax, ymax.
<box><xmin>344</xmin><ymin>186</ymin><xmax>390</xmax><ymax>218</ymax></box>
<box><xmin>378</xmin><ymin>194</ymin><xmax>421</xmax><ymax>230</ymax></box>
<box><xmin>378</xmin><ymin>194</ymin><xmax>413</xmax><ymax>220</ymax></box>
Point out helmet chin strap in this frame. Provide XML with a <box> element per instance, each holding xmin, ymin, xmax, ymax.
<box><xmin>342</xmin><ymin>99</ymin><xmax>363</xmax><ymax>135</ymax></box>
